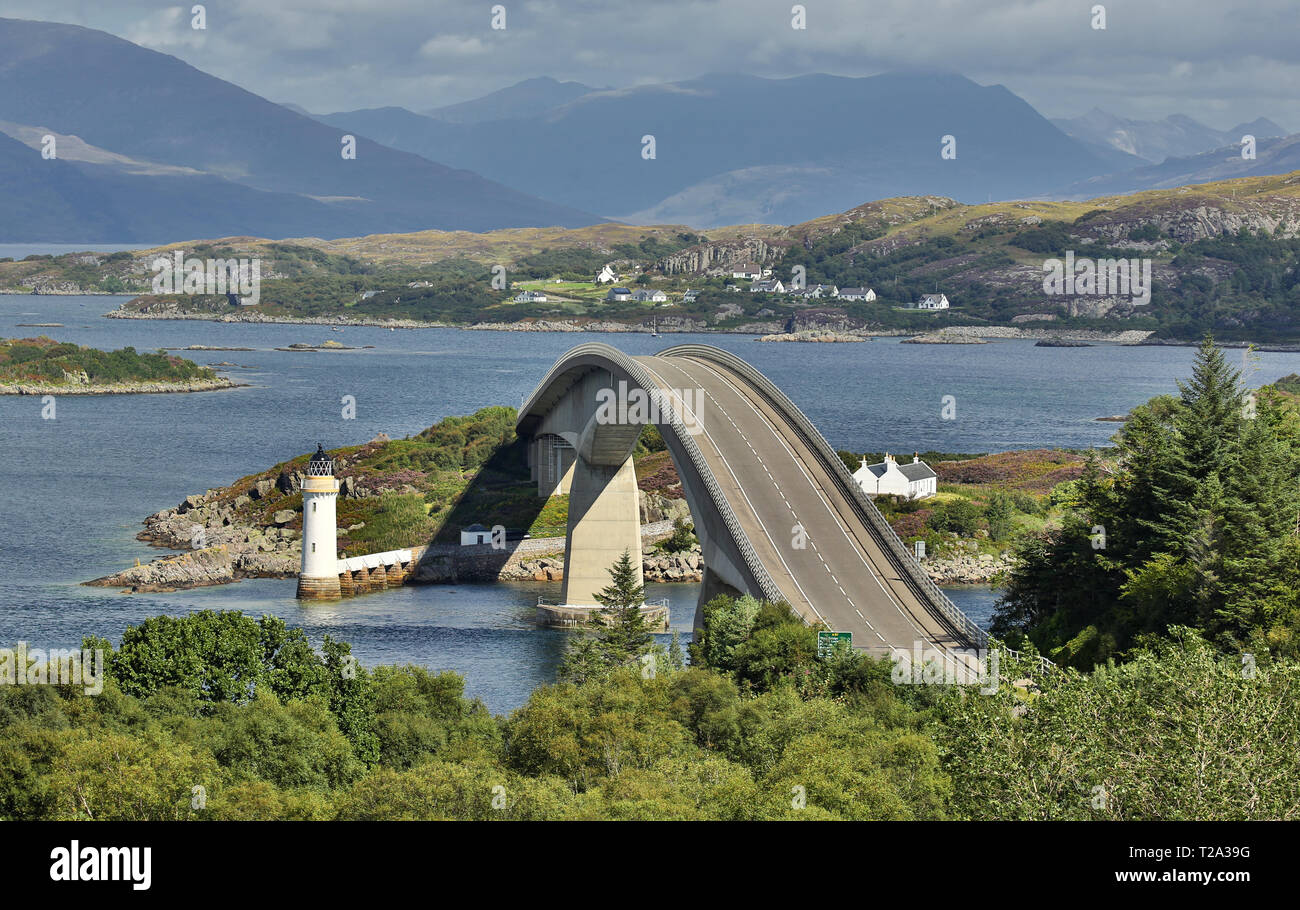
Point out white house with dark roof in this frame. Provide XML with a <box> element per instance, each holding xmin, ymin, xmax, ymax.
<box><xmin>853</xmin><ymin>453</ymin><xmax>937</xmax><ymax>499</ymax></box>
<box><xmin>750</xmin><ymin>279</ymin><xmax>785</xmax><ymax>294</ymax></box>
<box><xmin>838</xmin><ymin>287</ymin><xmax>876</xmax><ymax>301</ymax></box>
<box><xmin>631</xmin><ymin>288</ymin><xmax>668</xmax><ymax>302</ymax></box>
<box><xmin>731</xmin><ymin>263</ymin><xmax>764</xmax><ymax>280</ymax></box>
<box><xmin>915</xmin><ymin>293</ymin><xmax>950</xmax><ymax>310</ymax></box>
<box><xmin>513</xmin><ymin>290</ymin><xmax>548</xmax><ymax>302</ymax></box>
<box><xmin>605</xmin><ymin>286</ymin><xmax>633</xmax><ymax>301</ymax></box>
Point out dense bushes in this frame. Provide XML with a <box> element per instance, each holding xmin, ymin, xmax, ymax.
<box><xmin>0</xmin><ymin>336</ymin><xmax>214</xmax><ymax>385</ymax></box>
<box><xmin>2</xmin><ymin>596</ymin><xmax>1296</xmax><ymax>820</ymax></box>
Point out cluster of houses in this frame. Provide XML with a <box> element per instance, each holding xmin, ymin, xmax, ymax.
<box><xmin>605</xmin><ymin>287</ymin><xmax>668</xmax><ymax>302</ymax></box>
<box><xmin>511</xmin><ymin>261</ymin><xmax>951</xmax><ymax>311</ymax></box>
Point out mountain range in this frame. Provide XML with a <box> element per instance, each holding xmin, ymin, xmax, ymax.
<box><xmin>319</xmin><ymin>72</ymin><xmax>1124</xmax><ymax>227</ymax></box>
<box><xmin>0</xmin><ymin>17</ymin><xmax>594</xmax><ymax>241</ymax></box>
<box><xmin>3</xmin><ymin>16</ymin><xmax>1298</xmax><ymax>243</ymax></box>
<box><xmin>1051</xmin><ymin>108</ymin><xmax>1286</xmax><ymax>164</ymax></box>
<box><xmin>317</xmin><ymin>76</ymin><xmax>1298</xmax><ymax>228</ymax></box>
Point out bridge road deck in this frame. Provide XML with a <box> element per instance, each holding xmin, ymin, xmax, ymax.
<box><xmin>635</xmin><ymin>353</ymin><xmax>968</xmax><ymax>657</ymax></box>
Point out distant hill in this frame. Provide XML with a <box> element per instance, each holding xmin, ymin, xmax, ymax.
<box><xmin>1052</xmin><ymin>108</ymin><xmax>1287</xmax><ymax>164</ymax></box>
<box><xmin>423</xmin><ymin>76</ymin><xmax>598</xmax><ymax>122</ymax></box>
<box><xmin>0</xmin><ymin>18</ymin><xmax>598</xmax><ymax>240</ymax></box>
<box><xmin>321</xmin><ymin>71</ymin><xmax>1120</xmax><ymax>227</ymax></box>
<box><xmin>28</xmin><ymin>170</ymin><xmax>1300</xmax><ymax>343</ymax></box>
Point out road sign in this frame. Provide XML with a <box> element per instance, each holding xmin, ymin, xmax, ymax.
<box><xmin>817</xmin><ymin>631</ymin><xmax>852</xmax><ymax>658</ymax></box>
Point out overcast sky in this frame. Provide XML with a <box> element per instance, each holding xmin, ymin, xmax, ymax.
<box><xmin>7</xmin><ymin>0</ymin><xmax>1297</xmax><ymax>129</ymax></box>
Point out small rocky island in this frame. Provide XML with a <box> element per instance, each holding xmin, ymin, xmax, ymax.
<box><xmin>0</xmin><ymin>335</ymin><xmax>236</xmax><ymax>395</ymax></box>
<box><xmin>902</xmin><ymin>332</ymin><xmax>988</xmax><ymax>344</ymax></box>
<box><xmin>757</xmin><ymin>330</ymin><xmax>866</xmax><ymax>343</ymax></box>
<box><xmin>275</xmin><ymin>340</ymin><xmax>369</xmax><ymax>352</ymax></box>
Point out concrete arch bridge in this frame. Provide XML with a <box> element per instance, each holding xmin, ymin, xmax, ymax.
<box><xmin>516</xmin><ymin>343</ymin><xmax>986</xmax><ymax>656</ymax></box>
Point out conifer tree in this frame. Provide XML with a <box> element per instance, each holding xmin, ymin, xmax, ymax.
<box><xmin>593</xmin><ymin>550</ymin><xmax>653</xmax><ymax>665</ymax></box>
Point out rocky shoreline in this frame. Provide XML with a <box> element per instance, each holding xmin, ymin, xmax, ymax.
<box><xmin>922</xmin><ymin>547</ymin><xmax>1013</xmax><ymax>585</ymax></box>
<box><xmin>85</xmin><ymin>482</ymin><xmax>705</xmax><ymax>593</ymax></box>
<box><xmin>0</xmin><ymin>376</ymin><xmax>240</xmax><ymax>395</ymax></box>
<box><xmin>101</xmin><ymin>303</ymin><xmax>1163</xmax><ymax>344</ymax></box>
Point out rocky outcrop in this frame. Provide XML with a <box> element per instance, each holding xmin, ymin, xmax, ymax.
<box><xmin>498</xmin><ymin>544</ymin><xmax>705</xmax><ymax>583</ymax></box>
<box><xmin>84</xmin><ymin>545</ymin><xmax>297</xmax><ymax>592</ymax></box>
<box><xmin>656</xmin><ymin>238</ymin><xmax>790</xmax><ymax>276</ymax></box>
<box><xmin>640</xmin><ymin>491</ymin><xmax>691</xmax><ymax>524</ymax></box>
<box><xmin>922</xmin><ymin>546</ymin><xmax>1013</xmax><ymax>584</ymax></box>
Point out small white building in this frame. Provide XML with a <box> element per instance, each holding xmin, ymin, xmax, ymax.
<box><xmin>631</xmin><ymin>288</ymin><xmax>668</xmax><ymax>302</ymax></box>
<box><xmin>853</xmin><ymin>453</ymin><xmax>937</xmax><ymax>499</ymax></box>
<box><xmin>838</xmin><ymin>287</ymin><xmax>876</xmax><ymax>301</ymax></box>
<box><xmin>682</xmin><ymin>288</ymin><xmax>700</xmax><ymax>302</ymax></box>
<box><xmin>916</xmin><ymin>293</ymin><xmax>950</xmax><ymax>310</ymax></box>
<box><xmin>595</xmin><ymin>265</ymin><xmax>618</xmax><ymax>284</ymax></box>
<box><xmin>460</xmin><ymin>523</ymin><xmax>493</xmax><ymax>546</ymax></box>
<box><xmin>750</xmin><ymin>279</ymin><xmax>785</xmax><ymax>294</ymax></box>
<box><xmin>513</xmin><ymin>290</ymin><xmax>548</xmax><ymax>302</ymax></box>
<box><xmin>605</xmin><ymin>286</ymin><xmax>633</xmax><ymax>302</ymax></box>
<box><xmin>731</xmin><ymin>263</ymin><xmax>763</xmax><ymax>280</ymax></box>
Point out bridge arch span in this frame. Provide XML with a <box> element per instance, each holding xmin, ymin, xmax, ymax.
<box><xmin>517</xmin><ymin>343</ymin><xmax>783</xmax><ymax>613</ymax></box>
<box><xmin>517</xmin><ymin>342</ymin><xmax>985</xmax><ymax>653</ymax></box>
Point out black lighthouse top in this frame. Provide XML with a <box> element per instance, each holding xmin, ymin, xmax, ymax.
<box><xmin>306</xmin><ymin>444</ymin><xmax>334</xmax><ymax>476</ymax></box>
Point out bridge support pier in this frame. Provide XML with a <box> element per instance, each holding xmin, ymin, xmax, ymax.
<box><xmin>560</xmin><ymin>452</ymin><xmax>644</xmax><ymax>606</ymax></box>
<box><xmin>695</xmin><ymin>566</ymin><xmax>742</xmax><ymax>630</ymax></box>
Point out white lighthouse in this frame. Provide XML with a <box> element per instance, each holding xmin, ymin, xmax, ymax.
<box><xmin>297</xmin><ymin>444</ymin><xmax>341</xmax><ymax>599</ymax></box>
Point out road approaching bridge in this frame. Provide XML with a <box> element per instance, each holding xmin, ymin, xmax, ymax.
<box><xmin>517</xmin><ymin>342</ymin><xmax>986</xmax><ymax>656</ymax></box>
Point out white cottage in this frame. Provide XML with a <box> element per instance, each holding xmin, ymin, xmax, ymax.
<box><xmin>853</xmin><ymin>453</ymin><xmax>937</xmax><ymax>499</ymax></box>
<box><xmin>838</xmin><ymin>287</ymin><xmax>876</xmax><ymax>301</ymax></box>
<box><xmin>596</xmin><ymin>265</ymin><xmax>618</xmax><ymax>284</ymax></box>
<box><xmin>460</xmin><ymin>523</ymin><xmax>493</xmax><ymax>545</ymax></box>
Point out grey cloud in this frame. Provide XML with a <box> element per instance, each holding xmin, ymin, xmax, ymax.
<box><xmin>5</xmin><ymin>0</ymin><xmax>1296</xmax><ymax>129</ymax></box>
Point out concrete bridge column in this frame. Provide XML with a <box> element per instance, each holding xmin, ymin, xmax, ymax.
<box><xmin>696</xmin><ymin>566</ymin><xmax>743</xmax><ymax>630</ymax></box>
<box><xmin>560</xmin><ymin>451</ymin><xmax>644</xmax><ymax>606</ymax></box>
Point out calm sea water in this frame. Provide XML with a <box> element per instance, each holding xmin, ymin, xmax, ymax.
<box><xmin>4</xmin><ymin>294</ymin><xmax>1298</xmax><ymax>711</ymax></box>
